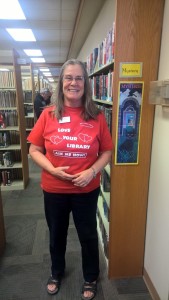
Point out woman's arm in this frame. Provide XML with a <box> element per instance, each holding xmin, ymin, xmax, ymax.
<box><xmin>90</xmin><ymin>150</ymin><xmax>112</xmax><ymax>176</ymax></box>
<box><xmin>29</xmin><ymin>144</ymin><xmax>75</xmax><ymax>181</ymax></box>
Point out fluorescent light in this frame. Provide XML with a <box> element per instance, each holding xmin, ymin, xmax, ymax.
<box><xmin>30</xmin><ymin>57</ymin><xmax>45</xmax><ymax>63</ymax></box>
<box><xmin>40</xmin><ymin>68</ymin><xmax>50</xmax><ymax>72</ymax></box>
<box><xmin>48</xmin><ymin>79</ymin><xmax>54</xmax><ymax>82</ymax></box>
<box><xmin>0</xmin><ymin>0</ymin><xmax>26</xmax><ymax>19</ymax></box>
<box><xmin>43</xmin><ymin>72</ymin><xmax>52</xmax><ymax>76</ymax></box>
<box><xmin>6</xmin><ymin>28</ymin><xmax>36</xmax><ymax>41</ymax></box>
<box><xmin>24</xmin><ymin>49</ymin><xmax>42</xmax><ymax>56</ymax></box>
<box><xmin>0</xmin><ymin>68</ymin><xmax>10</xmax><ymax>71</ymax></box>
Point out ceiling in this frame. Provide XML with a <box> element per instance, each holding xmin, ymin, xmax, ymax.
<box><xmin>0</xmin><ymin>0</ymin><xmax>105</xmax><ymax>69</ymax></box>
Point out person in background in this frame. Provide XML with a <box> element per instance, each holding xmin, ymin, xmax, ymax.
<box><xmin>27</xmin><ymin>59</ymin><xmax>113</xmax><ymax>300</ymax></box>
<box><xmin>34</xmin><ymin>88</ymin><xmax>52</xmax><ymax>119</ymax></box>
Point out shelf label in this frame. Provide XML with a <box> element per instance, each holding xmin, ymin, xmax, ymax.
<box><xmin>119</xmin><ymin>62</ymin><xmax>142</xmax><ymax>78</ymax></box>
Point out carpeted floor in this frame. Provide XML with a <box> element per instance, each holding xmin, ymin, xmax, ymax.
<box><xmin>0</xmin><ymin>158</ymin><xmax>152</xmax><ymax>300</ymax></box>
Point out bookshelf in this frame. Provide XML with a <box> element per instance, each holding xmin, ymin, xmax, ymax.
<box><xmin>0</xmin><ymin>49</ymin><xmax>29</xmax><ymax>191</ymax></box>
<box><xmin>21</xmin><ymin>65</ymin><xmax>35</xmax><ymax>151</ymax></box>
<box><xmin>87</xmin><ymin>24</ymin><xmax>114</xmax><ymax>268</ymax></box>
<box><xmin>85</xmin><ymin>0</ymin><xmax>164</xmax><ymax>280</ymax></box>
<box><xmin>22</xmin><ymin>66</ymin><xmax>35</xmax><ymax>148</ymax></box>
<box><xmin>107</xmin><ymin>0</ymin><xmax>165</xmax><ymax>279</ymax></box>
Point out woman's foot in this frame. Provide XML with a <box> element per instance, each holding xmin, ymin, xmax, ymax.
<box><xmin>46</xmin><ymin>275</ymin><xmax>60</xmax><ymax>295</ymax></box>
<box><xmin>81</xmin><ymin>281</ymin><xmax>97</xmax><ymax>300</ymax></box>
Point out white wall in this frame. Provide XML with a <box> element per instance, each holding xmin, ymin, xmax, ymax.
<box><xmin>144</xmin><ymin>0</ymin><xmax>169</xmax><ymax>299</ymax></box>
<box><xmin>77</xmin><ymin>0</ymin><xmax>116</xmax><ymax>61</ymax></box>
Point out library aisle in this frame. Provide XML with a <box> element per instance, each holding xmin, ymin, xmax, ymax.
<box><xmin>0</xmin><ymin>158</ymin><xmax>151</xmax><ymax>300</ymax></box>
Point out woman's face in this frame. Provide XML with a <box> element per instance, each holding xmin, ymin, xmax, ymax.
<box><xmin>62</xmin><ymin>64</ymin><xmax>84</xmax><ymax>107</ymax></box>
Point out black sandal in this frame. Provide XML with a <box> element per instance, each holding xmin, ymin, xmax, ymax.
<box><xmin>46</xmin><ymin>275</ymin><xmax>60</xmax><ymax>295</ymax></box>
<box><xmin>81</xmin><ymin>281</ymin><xmax>97</xmax><ymax>300</ymax></box>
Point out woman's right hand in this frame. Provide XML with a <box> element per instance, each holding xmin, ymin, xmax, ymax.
<box><xmin>50</xmin><ymin>166</ymin><xmax>76</xmax><ymax>181</ymax></box>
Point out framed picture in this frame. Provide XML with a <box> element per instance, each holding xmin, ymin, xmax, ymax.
<box><xmin>115</xmin><ymin>81</ymin><xmax>144</xmax><ymax>165</ymax></box>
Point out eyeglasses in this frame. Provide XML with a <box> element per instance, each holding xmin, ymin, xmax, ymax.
<box><xmin>63</xmin><ymin>75</ymin><xmax>84</xmax><ymax>83</ymax></box>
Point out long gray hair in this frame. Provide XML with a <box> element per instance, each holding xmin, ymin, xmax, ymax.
<box><xmin>52</xmin><ymin>59</ymin><xmax>100</xmax><ymax>121</ymax></box>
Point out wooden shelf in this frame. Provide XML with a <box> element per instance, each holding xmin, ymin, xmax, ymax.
<box><xmin>25</xmin><ymin>113</ymin><xmax>34</xmax><ymax>118</ymax></box>
<box><xmin>0</xmin><ymin>107</ymin><xmax>17</xmax><ymax>110</ymax></box>
<box><xmin>97</xmin><ymin>196</ymin><xmax>109</xmax><ymax>236</ymax></box>
<box><xmin>0</xmin><ymin>49</ymin><xmax>29</xmax><ymax>190</ymax></box>
<box><xmin>0</xmin><ymin>144</ymin><xmax>21</xmax><ymax>150</ymax></box>
<box><xmin>0</xmin><ymin>126</ymin><xmax>19</xmax><ymax>131</ymax></box>
<box><xmin>0</xmin><ymin>162</ymin><xmax>22</xmax><ymax>169</ymax></box>
<box><xmin>1</xmin><ymin>180</ymin><xmax>24</xmax><ymax>191</ymax></box>
<box><xmin>89</xmin><ymin>61</ymin><xmax>114</xmax><ymax>77</ymax></box>
<box><xmin>93</xmin><ymin>99</ymin><xmax>113</xmax><ymax>105</ymax></box>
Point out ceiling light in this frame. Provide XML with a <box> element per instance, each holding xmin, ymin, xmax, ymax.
<box><xmin>0</xmin><ymin>0</ymin><xmax>26</xmax><ymax>19</ymax></box>
<box><xmin>24</xmin><ymin>49</ymin><xmax>42</xmax><ymax>56</ymax></box>
<box><xmin>43</xmin><ymin>72</ymin><xmax>52</xmax><ymax>76</ymax></box>
<box><xmin>30</xmin><ymin>57</ymin><xmax>45</xmax><ymax>63</ymax></box>
<box><xmin>40</xmin><ymin>68</ymin><xmax>50</xmax><ymax>72</ymax></box>
<box><xmin>6</xmin><ymin>28</ymin><xmax>36</xmax><ymax>41</ymax></box>
<box><xmin>0</xmin><ymin>68</ymin><xmax>10</xmax><ymax>71</ymax></box>
<box><xmin>48</xmin><ymin>79</ymin><xmax>54</xmax><ymax>82</ymax></box>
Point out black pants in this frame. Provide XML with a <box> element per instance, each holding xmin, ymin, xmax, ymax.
<box><xmin>44</xmin><ymin>187</ymin><xmax>100</xmax><ymax>282</ymax></box>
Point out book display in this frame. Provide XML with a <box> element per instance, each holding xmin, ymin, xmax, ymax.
<box><xmin>87</xmin><ymin>24</ymin><xmax>114</xmax><ymax>264</ymax></box>
<box><xmin>0</xmin><ymin>49</ymin><xmax>29</xmax><ymax>191</ymax></box>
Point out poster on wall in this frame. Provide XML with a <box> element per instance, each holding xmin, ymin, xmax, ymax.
<box><xmin>115</xmin><ymin>81</ymin><xmax>144</xmax><ymax>165</ymax></box>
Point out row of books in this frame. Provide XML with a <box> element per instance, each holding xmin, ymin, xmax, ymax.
<box><xmin>97</xmin><ymin>105</ymin><xmax>112</xmax><ymax>134</ymax></box>
<box><xmin>0</xmin><ymin>111</ymin><xmax>18</xmax><ymax>127</ymax></box>
<box><xmin>101</xmin><ymin>169</ymin><xmax>111</xmax><ymax>193</ymax></box>
<box><xmin>86</xmin><ymin>23</ymin><xmax>115</xmax><ymax>74</ymax></box>
<box><xmin>25</xmin><ymin>118</ymin><xmax>34</xmax><ymax>129</ymax></box>
<box><xmin>1</xmin><ymin>168</ymin><xmax>23</xmax><ymax>186</ymax></box>
<box><xmin>0</xmin><ymin>151</ymin><xmax>13</xmax><ymax>167</ymax></box>
<box><xmin>0</xmin><ymin>148</ymin><xmax>21</xmax><ymax>160</ymax></box>
<box><xmin>89</xmin><ymin>71</ymin><xmax>113</xmax><ymax>101</ymax></box>
<box><xmin>0</xmin><ymin>150</ymin><xmax>21</xmax><ymax>167</ymax></box>
<box><xmin>0</xmin><ymin>71</ymin><xmax>15</xmax><ymax>89</ymax></box>
<box><xmin>0</xmin><ymin>90</ymin><xmax>17</xmax><ymax>107</ymax></box>
<box><xmin>97</xmin><ymin>210</ymin><xmax>109</xmax><ymax>259</ymax></box>
<box><xmin>24</xmin><ymin>104</ymin><xmax>34</xmax><ymax>116</ymax></box>
<box><xmin>0</xmin><ymin>132</ymin><xmax>9</xmax><ymax>147</ymax></box>
<box><xmin>102</xmin><ymin>195</ymin><xmax>109</xmax><ymax>222</ymax></box>
<box><xmin>0</xmin><ymin>90</ymin><xmax>33</xmax><ymax>108</ymax></box>
<box><xmin>0</xmin><ymin>131</ymin><xmax>20</xmax><ymax>147</ymax></box>
<box><xmin>23</xmin><ymin>91</ymin><xmax>32</xmax><ymax>103</ymax></box>
<box><xmin>1</xmin><ymin>170</ymin><xmax>11</xmax><ymax>186</ymax></box>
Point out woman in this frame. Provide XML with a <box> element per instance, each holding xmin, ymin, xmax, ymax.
<box><xmin>28</xmin><ymin>59</ymin><xmax>113</xmax><ymax>300</ymax></box>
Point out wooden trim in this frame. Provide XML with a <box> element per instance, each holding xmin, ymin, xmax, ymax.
<box><xmin>143</xmin><ymin>268</ymin><xmax>160</xmax><ymax>300</ymax></box>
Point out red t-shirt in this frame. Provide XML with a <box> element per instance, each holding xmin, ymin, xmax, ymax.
<box><xmin>27</xmin><ymin>105</ymin><xmax>113</xmax><ymax>193</ymax></box>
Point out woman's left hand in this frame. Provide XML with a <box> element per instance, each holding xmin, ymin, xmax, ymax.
<box><xmin>72</xmin><ymin>168</ymin><xmax>94</xmax><ymax>187</ymax></box>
